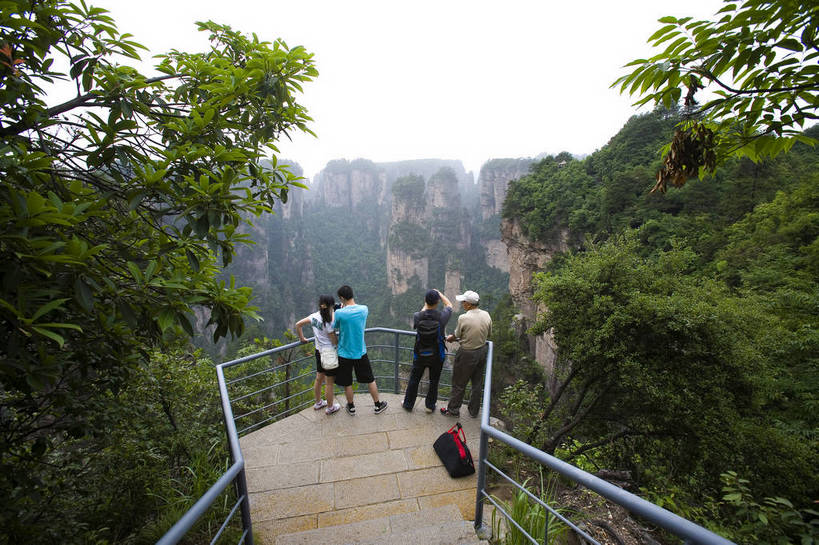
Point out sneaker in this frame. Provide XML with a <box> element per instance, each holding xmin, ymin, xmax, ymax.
<box><xmin>313</xmin><ymin>399</ymin><xmax>328</xmax><ymax>410</ymax></box>
<box><xmin>440</xmin><ymin>407</ymin><xmax>459</xmax><ymax>417</ymax></box>
<box><xmin>374</xmin><ymin>400</ymin><xmax>388</xmax><ymax>414</ymax></box>
<box><xmin>325</xmin><ymin>402</ymin><xmax>341</xmax><ymax>415</ymax></box>
<box><xmin>346</xmin><ymin>402</ymin><xmax>356</xmax><ymax>416</ymax></box>
<box><xmin>469</xmin><ymin>410</ymin><xmax>479</xmax><ymax>418</ymax></box>
<box><xmin>425</xmin><ymin>406</ymin><xmax>434</xmax><ymax>414</ymax></box>
<box><xmin>402</xmin><ymin>404</ymin><xmax>413</xmax><ymax>412</ymax></box>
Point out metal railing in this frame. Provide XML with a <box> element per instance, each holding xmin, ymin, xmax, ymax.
<box><xmin>156</xmin><ymin>327</ymin><xmax>435</xmax><ymax>545</ymax></box>
<box><xmin>473</xmin><ymin>341</ymin><xmax>736</xmax><ymax>545</ymax></box>
<box><xmin>157</xmin><ymin>326</ymin><xmax>734</xmax><ymax>545</ymax></box>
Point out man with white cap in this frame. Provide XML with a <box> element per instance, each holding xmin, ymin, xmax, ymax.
<box><xmin>442</xmin><ymin>290</ymin><xmax>492</xmax><ymax>418</ymax></box>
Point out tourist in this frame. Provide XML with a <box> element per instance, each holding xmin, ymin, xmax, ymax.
<box><xmin>402</xmin><ymin>289</ymin><xmax>452</xmax><ymax>413</ymax></box>
<box><xmin>442</xmin><ymin>290</ymin><xmax>492</xmax><ymax>418</ymax></box>
<box><xmin>295</xmin><ymin>294</ymin><xmax>341</xmax><ymax>415</ymax></box>
<box><xmin>333</xmin><ymin>285</ymin><xmax>388</xmax><ymax>415</ymax></box>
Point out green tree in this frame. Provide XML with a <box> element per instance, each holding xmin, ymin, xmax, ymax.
<box><xmin>525</xmin><ymin>235</ymin><xmax>816</xmax><ymax>506</ymax></box>
<box><xmin>0</xmin><ymin>1</ymin><xmax>316</xmax><ymax>540</ymax></box>
<box><xmin>614</xmin><ymin>0</ymin><xmax>818</xmax><ymax>192</ymax></box>
<box><xmin>503</xmin><ymin>155</ymin><xmax>598</xmax><ymax>243</ymax></box>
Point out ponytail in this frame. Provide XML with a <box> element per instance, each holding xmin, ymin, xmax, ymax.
<box><xmin>318</xmin><ymin>294</ymin><xmax>335</xmax><ymax>325</ymax></box>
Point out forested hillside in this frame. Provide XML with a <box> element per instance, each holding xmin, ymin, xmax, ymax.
<box><xmin>498</xmin><ymin>108</ymin><xmax>818</xmax><ymax>542</ymax></box>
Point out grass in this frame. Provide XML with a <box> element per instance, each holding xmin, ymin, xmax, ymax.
<box><xmin>490</xmin><ymin>469</ymin><xmax>569</xmax><ymax>545</ymax></box>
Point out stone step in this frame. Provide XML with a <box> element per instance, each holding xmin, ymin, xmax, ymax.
<box><xmin>356</xmin><ymin>520</ymin><xmax>485</xmax><ymax>545</ymax></box>
<box><xmin>275</xmin><ymin>504</ymin><xmax>485</xmax><ymax>545</ymax></box>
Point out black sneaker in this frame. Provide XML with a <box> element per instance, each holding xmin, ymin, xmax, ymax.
<box><xmin>346</xmin><ymin>402</ymin><xmax>356</xmax><ymax>416</ymax></box>
<box><xmin>374</xmin><ymin>400</ymin><xmax>388</xmax><ymax>414</ymax></box>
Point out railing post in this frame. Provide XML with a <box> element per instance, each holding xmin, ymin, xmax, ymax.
<box><xmin>394</xmin><ymin>331</ymin><xmax>400</xmax><ymax>394</ymax></box>
<box><xmin>474</xmin><ymin>342</ymin><xmax>493</xmax><ymax>538</ymax></box>
<box><xmin>235</xmin><ymin>469</ymin><xmax>254</xmax><ymax>545</ymax></box>
<box><xmin>217</xmin><ymin>366</ymin><xmax>255</xmax><ymax>545</ymax></box>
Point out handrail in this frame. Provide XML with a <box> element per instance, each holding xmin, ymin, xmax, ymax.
<box><xmin>156</xmin><ymin>360</ymin><xmax>253</xmax><ymax>545</ymax></box>
<box><xmin>157</xmin><ymin>325</ymin><xmax>733</xmax><ymax>545</ymax></box>
<box><xmin>473</xmin><ymin>342</ymin><xmax>736</xmax><ymax>545</ymax></box>
<box><xmin>155</xmin><ymin>327</ymin><xmax>422</xmax><ymax>545</ymax></box>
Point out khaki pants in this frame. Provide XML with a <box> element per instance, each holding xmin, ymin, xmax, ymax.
<box><xmin>446</xmin><ymin>344</ymin><xmax>487</xmax><ymax>416</ymax></box>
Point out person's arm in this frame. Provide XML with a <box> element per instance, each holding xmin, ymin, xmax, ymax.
<box><xmin>295</xmin><ymin>316</ymin><xmax>311</xmax><ymax>343</ymax></box>
<box><xmin>446</xmin><ymin>314</ymin><xmax>461</xmax><ymax>343</ymax></box>
<box><xmin>328</xmin><ymin>330</ymin><xmax>338</xmax><ymax>346</ymax></box>
<box><xmin>437</xmin><ymin>289</ymin><xmax>452</xmax><ymax>309</ymax></box>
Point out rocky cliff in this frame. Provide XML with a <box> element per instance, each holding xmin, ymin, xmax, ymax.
<box><xmin>313</xmin><ymin>158</ymin><xmax>389</xmax><ymax>209</ymax></box>
<box><xmin>479</xmin><ymin>158</ymin><xmax>533</xmax><ymax>220</ymax></box>
<box><xmin>385</xmin><ymin>167</ymin><xmax>471</xmax><ymax>300</ymax></box>
<box><xmin>426</xmin><ymin>168</ymin><xmax>470</xmax><ymax>304</ymax></box>
<box><xmin>501</xmin><ymin>217</ymin><xmax>570</xmax><ymax>389</ymax></box>
<box><xmin>197</xmin><ymin>155</ymin><xmax>513</xmax><ymax>356</ymax></box>
<box><xmin>475</xmin><ymin>158</ymin><xmax>534</xmax><ymax>274</ymax></box>
<box><xmin>387</xmin><ymin>174</ymin><xmax>428</xmax><ymax>294</ymax></box>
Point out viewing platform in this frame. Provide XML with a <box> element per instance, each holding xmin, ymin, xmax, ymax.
<box><xmin>241</xmin><ymin>392</ymin><xmax>488</xmax><ymax>545</ymax></box>
<box><xmin>159</xmin><ymin>329</ymin><xmax>736</xmax><ymax>545</ymax></box>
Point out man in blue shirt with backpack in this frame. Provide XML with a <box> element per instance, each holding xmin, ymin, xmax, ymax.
<box><xmin>402</xmin><ymin>289</ymin><xmax>453</xmax><ymax>413</ymax></box>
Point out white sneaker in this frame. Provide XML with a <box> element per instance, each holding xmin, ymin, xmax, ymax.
<box><xmin>313</xmin><ymin>399</ymin><xmax>328</xmax><ymax>410</ymax></box>
<box><xmin>326</xmin><ymin>402</ymin><xmax>341</xmax><ymax>415</ymax></box>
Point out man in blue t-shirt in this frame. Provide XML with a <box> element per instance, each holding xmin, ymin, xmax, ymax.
<box><xmin>334</xmin><ymin>285</ymin><xmax>388</xmax><ymax>415</ymax></box>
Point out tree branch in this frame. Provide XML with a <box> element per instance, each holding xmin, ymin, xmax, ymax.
<box><xmin>544</xmin><ymin>385</ymin><xmax>610</xmax><ymax>453</ymax></box>
<box><xmin>692</xmin><ymin>66</ymin><xmax>818</xmax><ymax>96</ymax></box>
<box><xmin>525</xmin><ymin>364</ymin><xmax>579</xmax><ymax>445</ymax></box>
<box><xmin>0</xmin><ymin>74</ymin><xmax>177</xmax><ymax>138</ymax></box>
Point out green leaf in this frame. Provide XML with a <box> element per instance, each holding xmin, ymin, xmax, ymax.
<box><xmin>648</xmin><ymin>24</ymin><xmax>678</xmax><ymax>43</ymax></box>
<box><xmin>32</xmin><ymin>326</ymin><xmax>66</xmax><ymax>347</ymax></box>
<box><xmin>128</xmin><ymin>190</ymin><xmax>148</xmax><ymax>211</ymax></box>
<box><xmin>186</xmin><ymin>250</ymin><xmax>200</xmax><ymax>273</ymax></box>
<box><xmin>36</xmin><ymin>322</ymin><xmax>82</xmax><ymax>331</ymax></box>
<box><xmin>74</xmin><ymin>277</ymin><xmax>95</xmax><ymax>311</ymax></box>
<box><xmin>118</xmin><ymin>301</ymin><xmax>138</xmax><ymax>329</ymax></box>
<box><xmin>144</xmin><ymin>260</ymin><xmax>157</xmax><ymax>282</ymax></box>
<box><xmin>127</xmin><ymin>261</ymin><xmax>143</xmax><ymax>284</ymax></box>
<box><xmin>777</xmin><ymin>38</ymin><xmax>803</xmax><ymax>52</ymax></box>
<box><xmin>32</xmin><ymin>298</ymin><xmax>70</xmax><ymax>322</ymax></box>
<box><xmin>157</xmin><ymin>308</ymin><xmax>175</xmax><ymax>332</ymax></box>
<box><xmin>178</xmin><ymin>312</ymin><xmax>194</xmax><ymax>336</ymax></box>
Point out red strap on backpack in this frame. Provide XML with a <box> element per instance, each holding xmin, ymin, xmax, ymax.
<box><xmin>448</xmin><ymin>423</ymin><xmax>468</xmax><ymax>459</ymax></box>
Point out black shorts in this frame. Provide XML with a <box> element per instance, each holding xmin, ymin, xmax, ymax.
<box><xmin>315</xmin><ymin>350</ymin><xmax>337</xmax><ymax>377</ymax></box>
<box><xmin>335</xmin><ymin>353</ymin><xmax>375</xmax><ymax>387</ymax></box>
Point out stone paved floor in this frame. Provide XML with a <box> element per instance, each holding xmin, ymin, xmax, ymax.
<box><xmin>240</xmin><ymin>392</ymin><xmax>484</xmax><ymax>545</ymax></box>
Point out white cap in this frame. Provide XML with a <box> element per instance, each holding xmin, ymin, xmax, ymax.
<box><xmin>455</xmin><ymin>290</ymin><xmax>479</xmax><ymax>304</ymax></box>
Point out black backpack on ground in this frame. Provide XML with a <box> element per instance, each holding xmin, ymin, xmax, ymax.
<box><xmin>414</xmin><ymin>309</ymin><xmax>441</xmax><ymax>358</ymax></box>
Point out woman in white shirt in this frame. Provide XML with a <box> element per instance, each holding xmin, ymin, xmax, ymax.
<box><xmin>295</xmin><ymin>295</ymin><xmax>341</xmax><ymax>414</ymax></box>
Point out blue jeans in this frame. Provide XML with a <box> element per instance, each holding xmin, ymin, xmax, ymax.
<box><xmin>402</xmin><ymin>356</ymin><xmax>443</xmax><ymax>410</ymax></box>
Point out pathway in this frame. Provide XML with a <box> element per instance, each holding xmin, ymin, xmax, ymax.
<box><xmin>240</xmin><ymin>392</ymin><xmax>489</xmax><ymax>545</ymax></box>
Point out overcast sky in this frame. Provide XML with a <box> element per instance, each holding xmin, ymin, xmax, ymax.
<box><xmin>92</xmin><ymin>0</ymin><xmax>723</xmax><ymax>180</ymax></box>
